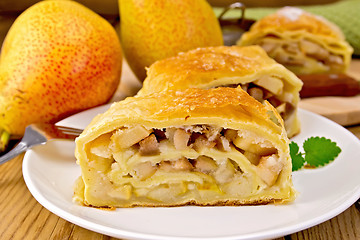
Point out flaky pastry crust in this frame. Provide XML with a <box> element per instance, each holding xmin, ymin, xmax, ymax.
<box><xmin>138</xmin><ymin>45</ymin><xmax>302</xmax><ymax>137</ymax></box>
<box><xmin>237</xmin><ymin>7</ymin><xmax>353</xmax><ymax>75</ymax></box>
<box><xmin>74</xmin><ymin>88</ymin><xmax>296</xmax><ymax>208</ymax></box>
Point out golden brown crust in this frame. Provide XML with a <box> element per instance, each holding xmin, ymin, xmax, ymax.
<box><xmin>77</xmin><ymin>87</ymin><xmax>284</xmax><ymax>145</ymax></box>
<box><xmin>83</xmin><ymin>199</ymin><xmax>277</xmax><ymax>208</ymax></box>
<box><xmin>137</xmin><ymin>45</ymin><xmax>302</xmax><ymax>137</ymax></box>
<box><xmin>247</xmin><ymin>7</ymin><xmax>344</xmax><ymax>39</ymax></box>
<box><xmin>139</xmin><ymin>45</ymin><xmax>302</xmax><ymax>95</ymax></box>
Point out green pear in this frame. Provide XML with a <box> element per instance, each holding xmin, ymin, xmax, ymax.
<box><xmin>119</xmin><ymin>0</ymin><xmax>223</xmax><ymax>81</ymax></box>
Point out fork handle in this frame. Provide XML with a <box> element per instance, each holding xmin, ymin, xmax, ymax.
<box><xmin>0</xmin><ymin>142</ymin><xmax>28</xmax><ymax>165</ymax></box>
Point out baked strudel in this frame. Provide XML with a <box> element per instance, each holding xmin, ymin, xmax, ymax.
<box><xmin>138</xmin><ymin>45</ymin><xmax>303</xmax><ymax>137</ymax></box>
<box><xmin>74</xmin><ymin>87</ymin><xmax>296</xmax><ymax>208</ymax></box>
<box><xmin>237</xmin><ymin>7</ymin><xmax>353</xmax><ymax>75</ymax></box>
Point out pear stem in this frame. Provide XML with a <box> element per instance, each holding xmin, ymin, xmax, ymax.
<box><xmin>0</xmin><ymin>129</ymin><xmax>10</xmax><ymax>153</ymax></box>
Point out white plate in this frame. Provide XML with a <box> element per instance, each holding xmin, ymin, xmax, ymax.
<box><xmin>23</xmin><ymin>107</ymin><xmax>360</xmax><ymax>240</ymax></box>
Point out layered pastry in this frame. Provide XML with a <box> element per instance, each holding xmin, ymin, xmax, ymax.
<box><xmin>74</xmin><ymin>87</ymin><xmax>296</xmax><ymax>208</ymax></box>
<box><xmin>237</xmin><ymin>7</ymin><xmax>353</xmax><ymax>75</ymax></box>
<box><xmin>138</xmin><ymin>45</ymin><xmax>303</xmax><ymax>137</ymax></box>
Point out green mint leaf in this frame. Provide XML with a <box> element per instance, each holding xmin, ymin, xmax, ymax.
<box><xmin>289</xmin><ymin>141</ymin><xmax>305</xmax><ymax>171</ymax></box>
<box><xmin>303</xmin><ymin>137</ymin><xmax>341</xmax><ymax>167</ymax></box>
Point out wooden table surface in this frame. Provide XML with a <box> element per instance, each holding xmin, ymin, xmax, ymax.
<box><xmin>0</xmin><ymin>60</ymin><xmax>360</xmax><ymax>240</ymax></box>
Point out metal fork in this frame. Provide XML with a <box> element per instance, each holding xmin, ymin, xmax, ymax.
<box><xmin>0</xmin><ymin>123</ymin><xmax>83</xmax><ymax>165</ymax></box>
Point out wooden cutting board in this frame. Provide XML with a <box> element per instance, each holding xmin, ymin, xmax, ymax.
<box><xmin>299</xmin><ymin>60</ymin><xmax>360</xmax><ymax>126</ymax></box>
<box><xmin>299</xmin><ymin>95</ymin><xmax>360</xmax><ymax>126</ymax></box>
<box><xmin>116</xmin><ymin>59</ymin><xmax>360</xmax><ymax>127</ymax></box>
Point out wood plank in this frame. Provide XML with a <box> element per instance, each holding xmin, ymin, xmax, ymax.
<box><xmin>70</xmin><ymin>225</ymin><xmax>109</xmax><ymax>240</ymax></box>
<box><xmin>48</xmin><ymin>217</ymin><xmax>75</xmax><ymax>240</ymax></box>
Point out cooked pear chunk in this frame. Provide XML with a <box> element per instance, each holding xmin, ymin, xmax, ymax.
<box><xmin>111</xmin><ymin>125</ymin><xmax>151</xmax><ymax>149</ymax></box>
<box><xmin>254</xmin><ymin>76</ymin><xmax>284</xmax><ymax>95</ymax></box>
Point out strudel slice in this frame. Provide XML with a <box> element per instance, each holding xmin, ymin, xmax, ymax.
<box><xmin>138</xmin><ymin>45</ymin><xmax>303</xmax><ymax>137</ymax></box>
<box><xmin>74</xmin><ymin>87</ymin><xmax>296</xmax><ymax>208</ymax></box>
<box><xmin>237</xmin><ymin>7</ymin><xmax>353</xmax><ymax>75</ymax></box>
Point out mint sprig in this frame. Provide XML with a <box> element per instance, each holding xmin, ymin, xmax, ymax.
<box><xmin>289</xmin><ymin>141</ymin><xmax>305</xmax><ymax>171</ymax></box>
<box><xmin>290</xmin><ymin>137</ymin><xmax>341</xmax><ymax>171</ymax></box>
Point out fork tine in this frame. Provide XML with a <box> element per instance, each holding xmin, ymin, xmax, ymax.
<box><xmin>31</xmin><ymin>123</ymin><xmax>83</xmax><ymax>140</ymax></box>
<box><xmin>0</xmin><ymin>123</ymin><xmax>84</xmax><ymax>165</ymax></box>
<box><xmin>55</xmin><ymin>125</ymin><xmax>84</xmax><ymax>135</ymax></box>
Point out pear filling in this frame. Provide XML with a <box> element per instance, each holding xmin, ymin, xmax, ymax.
<box><xmin>89</xmin><ymin>125</ymin><xmax>284</xmax><ymax>202</ymax></box>
<box><xmin>258</xmin><ymin>36</ymin><xmax>344</xmax><ymax>72</ymax></box>
<box><xmin>220</xmin><ymin>76</ymin><xmax>294</xmax><ymax>120</ymax></box>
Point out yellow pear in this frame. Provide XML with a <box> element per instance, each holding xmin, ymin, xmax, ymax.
<box><xmin>0</xmin><ymin>0</ymin><xmax>122</xmax><ymax>141</ymax></box>
<box><xmin>119</xmin><ymin>0</ymin><xmax>223</xmax><ymax>81</ymax></box>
